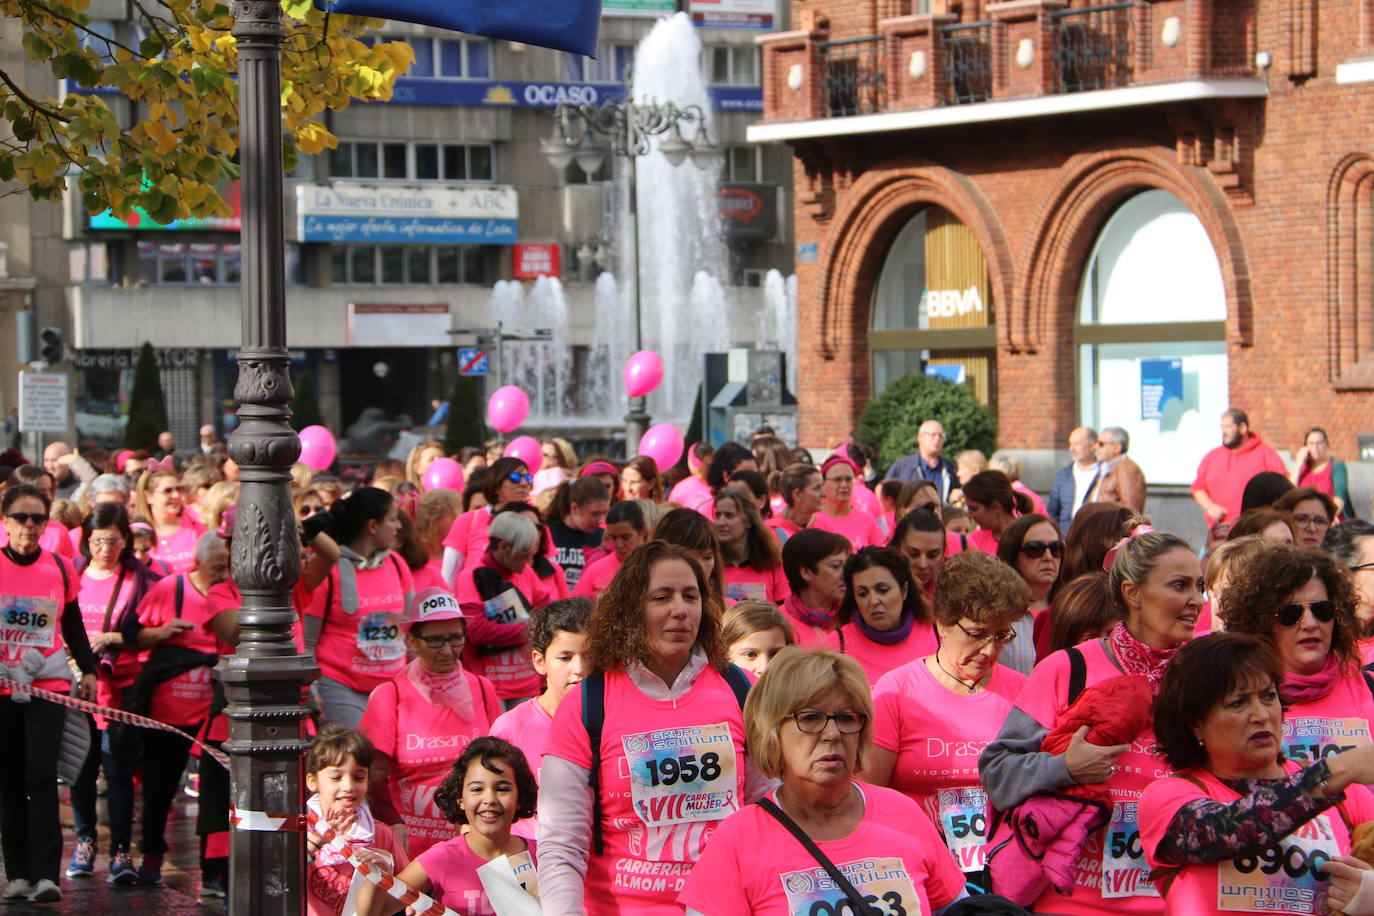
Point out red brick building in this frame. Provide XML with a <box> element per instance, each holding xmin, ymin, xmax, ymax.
<box><xmin>753</xmin><ymin>0</ymin><xmax>1374</xmax><ymax>486</ymax></box>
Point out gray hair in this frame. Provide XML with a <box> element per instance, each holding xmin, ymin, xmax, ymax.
<box><xmin>195</xmin><ymin>530</ymin><xmax>228</xmax><ymax>566</ymax></box>
<box><xmin>1323</xmin><ymin>520</ymin><xmax>1374</xmax><ymax>568</ymax></box>
<box><xmin>487</xmin><ymin>512</ymin><xmax>538</xmax><ymax>554</ymax></box>
<box><xmin>1103</xmin><ymin>427</ymin><xmax>1130</xmax><ymax>453</ymax></box>
<box><xmin>1108</xmin><ymin>531</ymin><xmax>1193</xmax><ymax>613</ymax></box>
<box><xmin>90</xmin><ymin>474</ymin><xmax>131</xmax><ymax>496</ymax></box>
<box><xmin>988</xmin><ymin>450</ymin><xmax>1023</xmax><ymax>481</ymax></box>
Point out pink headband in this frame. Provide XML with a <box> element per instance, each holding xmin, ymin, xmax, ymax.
<box><xmin>1102</xmin><ymin>524</ymin><xmax>1157</xmax><ymax>571</ymax></box>
<box><xmin>115</xmin><ymin>450</ymin><xmax>134</xmax><ymax>472</ymax></box>
<box><xmin>687</xmin><ymin>444</ymin><xmax>705</xmax><ymax>472</ymax></box>
<box><xmin>129</xmin><ymin>521</ymin><xmax>153</xmax><ymax>534</ymax></box>
<box><xmin>145</xmin><ymin>457</ymin><xmax>174</xmax><ymax>474</ymax></box>
<box><xmin>820</xmin><ymin>454</ymin><xmax>860</xmax><ymax>478</ymax></box>
<box><xmin>580</xmin><ymin>461</ymin><xmax>618</xmax><ymax>477</ymax></box>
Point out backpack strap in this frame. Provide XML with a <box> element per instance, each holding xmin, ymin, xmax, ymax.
<box><xmin>722</xmin><ymin>664</ymin><xmax>752</xmax><ymax>709</ymax></box>
<box><xmin>1066</xmin><ymin>645</ymin><xmax>1087</xmax><ymax>707</ymax></box>
<box><xmin>581</xmin><ymin>672</ymin><xmax>607</xmax><ymax>856</ymax></box>
<box><xmin>1362</xmin><ymin>664</ymin><xmax>1374</xmax><ymax>702</ymax></box>
<box><xmin>53</xmin><ymin>552</ymin><xmax>70</xmax><ymax>597</ymax></box>
<box><xmin>175</xmin><ymin>574</ymin><xmax>185</xmax><ymax>619</ymax></box>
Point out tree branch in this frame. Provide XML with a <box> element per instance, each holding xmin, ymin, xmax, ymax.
<box><xmin>0</xmin><ymin>67</ymin><xmax>71</xmax><ymax>121</ymax></box>
<box><xmin>17</xmin><ymin>0</ymin><xmax>140</xmax><ymax>56</ymax></box>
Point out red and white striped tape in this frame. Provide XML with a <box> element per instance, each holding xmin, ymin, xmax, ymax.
<box><xmin>307</xmin><ymin>810</ymin><xmax>460</xmax><ymax>916</ymax></box>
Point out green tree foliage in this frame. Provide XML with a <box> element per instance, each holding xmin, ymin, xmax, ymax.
<box><xmin>0</xmin><ymin>0</ymin><xmax>412</xmax><ymax>223</ymax></box>
<box><xmin>123</xmin><ymin>341</ymin><xmax>168</xmax><ymax>450</ymax></box>
<box><xmin>291</xmin><ymin>368</ymin><xmax>324</xmax><ymax>431</ymax></box>
<box><xmin>443</xmin><ymin>375</ymin><xmax>483</xmax><ymax>457</ymax></box>
<box><xmin>855</xmin><ymin>372</ymin><xmax>997</xmax><ymax>471</ymax></box>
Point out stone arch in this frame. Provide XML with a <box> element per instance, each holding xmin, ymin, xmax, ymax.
<box><xmin>1326</xmin><ymin>153</ymin><xmax>1374</xmax><ymax>388</ymax></box>
<box><xmin>1016</xmin><ymin>145</ymin><xmax>1253</xmax><ymax>354</ymax></box>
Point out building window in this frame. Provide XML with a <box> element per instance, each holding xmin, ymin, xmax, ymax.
<box><xmin>329</xmin><ymin>141</ymin><xmax>495</xmax><ymax>182</ymax></box>
<box><xmin>135</xmin><ymin>241</ymin><xmax>299</xmax><ymax>285</ymax></box>
<box><xmin>379</xmin><ymin>36</ymin><xmax>489</xmax><ymax>79</ymax></box>
<box><xmin>724</xmin><ymin>146</ymin><xmax>760</xmax><ymax>182</ymax></box>
<box><xmin>69</xmin><ymin>242</ymin><xmax>110</xmax><ymax>284</ymax></box>
<box><xmin>1076</xmin><ymin>189</ymin><xmax>1227</xmax><ymax>484</ymax></box>
<box><xmin>563</xmin><ymin>43</ymin><xmax>635</xmax><ymax>83</ymax></box>
<box><xmin>331</xmin><ymin>244</ymin><xmax>488</xmax><ymax>285</ymax></box>
<box><xmin>708</xmin><ymin>45</ymin><xmax>760</xmax><ymax>85</ymax></box>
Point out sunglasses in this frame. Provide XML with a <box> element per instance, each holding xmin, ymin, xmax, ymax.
<box><xmin>1021</xmin><ymin>540</ymin><xmax>1065</xmax><ymax>559</ymax></box>
<box><xmin>1275</xmin><ymin>600</ymin><xmax>1336</xmax><ymax>627</ymax></box>
<box><xmin>6</xmin><ymin>512</ymin><xmax>46</xmax><ymax>526</ymax></box>
<box><xmin>297</xmin><ymin>504</ymin><xmax>325</xmax><ymax>517</ymax></box>
<box><xmin>506</xmin><ymin>472</ymin><xmax>534</xmax><ymax>485</ymax></box>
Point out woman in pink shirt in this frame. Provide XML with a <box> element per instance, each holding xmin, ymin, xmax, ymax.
<box><xmin>769</xmin><ymin>463</ymin><xmax>822</xmax><ymax>541</ymax></box>
<box><xmin>0</xmin><ymin>483</ymin><xmax>95</xmax><ymax>905</ymax></box>
<box><xmin>440</xmin><ymin>457</ymin><xmax>532</xmax><ymax>586</ymax></box>
<box><xmin>890</xmin><ymin>508</ymin><xmax>947</xmax><ymax>598</ymax></box>
<box><xmin>360</xmin><ymin>588</ymin><xmax>501</xmax><ymax>858</ymax></box>
<box><xmin>652</xmin><ymin>508</ymin><xmax>726</xmax><ymax>607</ymax></box>
<box><xmin>134</xmin><ymin>467</ymin><xmax>203</xmax><ymax>575</ymax></box>
<box><xmin>866</xmin><ymin>551</ymin><xmax>1031</xmax><ymax>877</ymax></box>
<box><xmin>414</xmin><ymin>488</ymin><xmax>461</xmax><ymax>590</ymax></box>
<box><xmin>961</xmin><ymin>470</ymin><xmax>1033</xmax><ymax>554</ymax></box>
<box><xmin>994</xmin><ymin>513</ymin><xmax>1065</xmax><ymax>676</ymax></box>
<box><xmin>835</xmin><ymin>546</ymin><xmax>939</xmax><ymax>685</ymax></box>
<box><xmin>538</xmin><ymin>541</ymin><xmax>769</xmax><ymax>915</ymax></box>
<box><xmin>0</xmin><ymin>466</ymin><xmax>75</xmax><ymax>557</ymax></box>
<box><xmin>810</xmin><ymin>456</ymin><xmax>885</xmax><ymax>550</ymax></box>
<box><xmin>714</xmin><ymin>488</ymin><xmax>789</xmax><ymax>603</ymax></box>
<box><xmin>779</xmin><ymin>528</ymin><xmax>851</xmax><ymax>648</ymax></box>
<box><xmin>572</xmin><ymin>500</ymin><xmax>648</xmax><ymax>600</ymax></box>
<box><xmin>499</xmin><ymin>502</ymin><xmax>570</xmax><ymax>603</ymax></box>
<box><xmin>668</xmin><ymin>442</ymin><xmax>714</xmax><ymax>514</ymax></box>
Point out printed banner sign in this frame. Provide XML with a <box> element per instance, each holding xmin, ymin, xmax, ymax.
<box><xmin>297</xmin><ymin>183</ymin><xmax>518</xmax><ymax>245</ymax></box>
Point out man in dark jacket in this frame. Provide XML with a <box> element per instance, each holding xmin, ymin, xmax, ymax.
<box><xmin>1046</xmin><ymin>426</ymin><xmax>1099</xmax><ymax>532</ymax></box>
<box><xmin>886</xmin><ymin>420</ymin><xmax>959</xmax><ymax>502</ymax></box>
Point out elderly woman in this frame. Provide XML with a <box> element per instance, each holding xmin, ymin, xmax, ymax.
<box><xmin>1275</xmin><ymin>486</ymin><xmax>1338</xmax><ymax>549</ymax></box>
<box><xmin>538</xmin><ymin>541</ymin><xmax>765</xmax><ymax>915</ymax></box>
<box><xmin>810</xmin><ymin>456</ymin><xmax>885</xmax><ymax>550</ymax></box>
<box><xmin>454</xmin><ymin>511</ymin><xmax>555</xmax><ymax>706</ymax></box>
<box><xmin>1219</xmin><ymin>542</ymin><xmax>1374</xmax><ymax>764</ymax></box>
<box><xmin>715</xmin><ymin>486</ymin><xmax>788</xmax><ymax>603</ymax></box>
<box><xmin>1141</xmin><ymin>632</ymin><xmax>1374</xmax><ymax>915</ymax></box>
<box><xmin>980</xmin><ymin>531</ymin><xmax>1203</xmax><ymax>915</ymax></box>
<box><xmin>995</xmin><ymin>512</ymin><xmax>1064</xmax><ymax>675</ymax></box>
<box><xmin>836</xmin><ymin>546</ymin><xmax>938</xmax><ymax>684</ymax></box>
<box><xmin>678</xmin><ymin>648</ymin><xmax>967</xmax><ymax>915</ymax></box>
<box><xmin>440</xmin><ymin>456</ymin><xmax>532</xmax><ymax>584</ymax></box>
<box><xmin>779</xmin><ymin>529</ymin><xmax>851</xmax><ymax>648</ymax></box>
<box><xmin>360</xmin><ymin>587</ymin><xmax>501</xmax><ymax>858</ymax></box>
<box><xmin>866</xmin><ymin>552</ymin><xmax>1031</xmax><ymax>877</ymax></box>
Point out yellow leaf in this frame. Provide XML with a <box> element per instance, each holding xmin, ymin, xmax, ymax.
<box><xmin>190</xmin><ymin>31</ymin><xmax>212</xmax><ymax>55</ymax></box>
<box><xmin>144</xmin><ymin>119</ymin><xmax>177</xmax><ymax>154</ymax></box>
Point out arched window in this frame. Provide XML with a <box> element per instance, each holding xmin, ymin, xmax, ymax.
<box><xmin>869</xmin><ymin>207</ymin><xmax>996</xmax><ymax>402</ymax></box>
<box><xmin>1076</xmin><ymin>189</ymin><xmax>1228</xmax><ymax>484</ymax></box>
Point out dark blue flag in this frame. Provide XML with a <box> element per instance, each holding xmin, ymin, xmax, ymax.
<box><xmin>314</xmin><ymin>0</ymin><xmax>604</xmax><ymax>57</ymax></box>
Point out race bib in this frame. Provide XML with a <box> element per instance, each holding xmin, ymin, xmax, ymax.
<box><xmin>0</xmin><ymin>595</ymin><xmax>59</xmax><ymax>651</ymax></box>
<box><xmin>780</xmin><ymin>857</ymin><xmax>921</xmax><ymax>916</ymax></box>
<box><xmin>1218</xmin><ymin>813</ymin><xmax>1337</xmax><ymax>913</ymax></box>
<box><xmin>936</xmin><ymin>787</ymin><xmax>990</xmax><ymax>872</ymax></box>
<box><xmin>355</xmin><ymin>611</ymin><xmax>405</xmax><ymax>662</ymax></box>
<box><xmin>483</xmin><ymin>589</ymin><xmax>529</xmax><ymax>624</ymax></box>
<box><xmin>623</xmin><ymin>722</ymin><xmax>738</xmax><ymax>827</ymax></box>
<box><xmin>1283</xmin><ymin>716</ymin><xmax>1371</xmax><ymax>762</ymax></box>
<box><xmin>508</xmin><ymin>850</ymin><xmax>539</xmax><ymax>896</ymax></box>
<box><xmin>724</xmin><ymin>581</ymin><xmax>768</xmax><ymax>603</ymax></box>
<box><xmin>1100</xmin><ymin>800</ymin><xmax>1158</xmax><ymax>899</ymax></box>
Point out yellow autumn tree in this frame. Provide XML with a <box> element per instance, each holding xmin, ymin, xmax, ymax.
<box><xmin>0</xmin><ymin>0</ymin><xmax>413</xmax><ymax>224</ymax></box>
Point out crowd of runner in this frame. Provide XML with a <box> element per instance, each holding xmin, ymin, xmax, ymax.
<box><xmin>3</xmin><ymin>409</ymin><xmax>1374</xmax><ymax>915</ymax></box>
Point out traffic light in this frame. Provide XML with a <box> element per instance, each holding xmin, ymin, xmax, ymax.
<box><xmin>39</xmin><ymin>327</ymin><xmax>63</xmax><ymax>365</ymax></box>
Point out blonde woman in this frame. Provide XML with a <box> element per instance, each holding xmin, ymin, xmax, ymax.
<box><xmin>404</xmin><ymin>439</ymin><xmax>445</xmax><ymax>489</ymax></box>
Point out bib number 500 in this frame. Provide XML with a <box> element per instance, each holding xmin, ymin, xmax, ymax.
<box><xmin>642</xmin><ymin>752</ymin><xmax>722</xmax><ymax>787</ymax></box>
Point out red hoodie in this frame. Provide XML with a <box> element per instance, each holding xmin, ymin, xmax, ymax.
<box><xmin>1191</xmin><ymin>432</ymin><xmax>1287</xmax><ymax>522</ymax></box>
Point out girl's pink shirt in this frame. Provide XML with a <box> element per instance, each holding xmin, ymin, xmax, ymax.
<box><xmin>411</xmin><ymin>562</ymin><xmax>447</xmax><ymax>595</ymax></box>
<box><xmin>305</xmin><ymin>556</ymin><xmax>415</xmax><ymax>695</ymax></box>
<box><xmin>571</xmin><ymin>552</ymin><xmax>621</xmax><ymax>599</ymax></box>
<box><xmin>677</xmin><ymin>782</ymin><xmax>966</xmax><ymax>916</ymax></box>
<box><xmin>442</xmin><ymin>508</ymin><xmax>494</xmax><ymax>557</ymax></box>
<box><xmin>490</xmin><ymin>697</ymin><xmax>553</xmax><ymax>782</ymax></box>
<box><xmin>135</xmin><ymin>574</ymin><xmax>219</xmax><ymax>726</ymax></box>
<box><xmin>810</xmin><ymin>508</ymin><xmax>886</xmax><ymax>549</ymax></box>
<box><xmin>544</xmin><ymin>666</ymin><xmax>750</xmax><ymax>915</ymax></box>
<box><xmin>358</xmin><ymin>670</ymin><xmax>501</xmax><ymax>858</ymax></box>
<box><xmin>416</xmin><ymin>835</ymin><xmax>536</xmax><ymax>916</ymax></box>
<box><xmin>306</xmin><ymin>817</ymin><xmax>409</xmax><ymax>916</ymax></box>
<box><xmin>722</xmin><ymin>562</ymin><xmax>790</xmax><ymax>604</ymax></box>
<box><xmin>838</xmin><ymin>620</ymin><xmax>939</xmax><ymax>686</ymax></box>
<box><xmin>1140</xmin><ymin>761</ymin><xmax>1374</xmax><ymax>915</ymax></box>
<box><xmin>150</xmin><ymin>517</ymin><xmax>204</xmax><ymax>575</ymax></box>
<box><xmin>0</xmin><ymin>549</ymin><xmax>78</xmax><ymax>695</ymax></box>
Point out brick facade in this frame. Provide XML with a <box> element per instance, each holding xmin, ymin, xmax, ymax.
<box><xmin>766</xmin><ymin>0</ymin><xmax>1374</xmax><ymax>464</ymax></box>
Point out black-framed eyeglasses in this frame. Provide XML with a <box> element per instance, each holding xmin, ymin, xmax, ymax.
<box><xmin>506</xmin><ymin>472</ymin><xmax>534</xmax><ymax>485</ymax></box>
<box><xmin>1274</xmin><ymin>600</ymin><xmax>1336</xmax><ymax>627</ymax></box>
<box><xmin>1351</xmin><ymin>562</ymin><xmax>1374</xmax><ymax>573</ymax></box>
<box><xmin>1292</xmin><ymin>513</ymin><xmax>1331</xmax><ymax>528</ymax></box>
<box><xmin>1021</xmin><ymin>540</ymin><xmax>1065</xmax><ymax>559</ymax></box>
<box><xmin>955</xmin><ymin>620</ymin><xmax>1017</xmax><ymax>646</ymax></box>
<box><xmin>787</xmin><ymin>710</ymin><xmax>867</xmax><ymax>734</ymax></box>
<box><xmin>297</xmin><ymin>504</ymin><xmax>325</xmax><ymax>517</ymax></box>
<box><xmin>416</xmin><ymin>633</ymin><xmax>467</xmax><ymax>649</ymax></box>
<box><xmin>6</xmin><ymin>512</ymin><xmax>46</xmax><ymax>526</ymax></box>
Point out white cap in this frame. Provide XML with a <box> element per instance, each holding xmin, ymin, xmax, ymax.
<box><xmin>405</xmin><ymin>587</ymin><xmax>466</xmax><ymax>631</ymax></box>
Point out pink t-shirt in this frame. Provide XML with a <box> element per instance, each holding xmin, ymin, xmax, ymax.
<box><xmin>1014</xmin><ymin>639</ymin><xmax>1173</xmax><ymax>913</ymax></box>
<box><xmin>78</xmin><ymin>567</ymin><xmax>141</xmax><ymax>707</ymax></box>
<box><xmin>1140</xmin><ymin>761</ymin><xmax>1374</xmax><ymax>915</ymax></box>
<box><xmin>1012</xmin><ymin>480</ymin><xmax>1049</xmax><ymax>517</ymax></box>
<box><xmin>965</xmin><ymin>528</ymin><xmax>998</xmax><ymax>554</ymax></box>
<box><xmin>545</xmin><ymin>666</ymin><xmax>750</xmax><ymax>915</ymax></box>
<box><xmin>0</xmin><ymin>549</ymin><xmax>78</xmax><ymax>695</ymax></box>
<box><xmin>572</xmin><ymin>552</ymin><xmax>620</xmax><ymax>599</ymax></box>
<box><xmin>677</xmin><ymin>782</ymin><xmax>965</xmax><ymax>916</ymax></box>
<box><xmin>442</xmin><ymin>508</ymin><xmax>492</xmax><ymax>558</ymax></box>
<box><xmin>810</xmin><ymin>508</ymin><xmax>885</xmax><ymax>549</ymax></box>
<box><xmin>205</xmin><ymin>577</ymin><xmax>315</xmax><ymax>655</ymax></box>
<box><xmin>839</xmin><ymin>620</ymin><xmax>939</xmax><ymax>686</ymax></box>
<box><xmin>873</xmin><ymin>658</ymin><xmax>1027</xmax><ymax>872</ymax></box>
<box><xmin>490</xmin><ymin>697</ymin><xmax>553</xmax><ymax>782</ymax></box>
<box><xmin>306</xmin><ymin>555</ymin><xmax>416</xmax><ymax>695</ymax></box>
<box><xmin>150</xmin><ymin>518</ymin><xmax>204</xmax><ymax>575</ymax></box>
<box><xmin>411</xmin><ymin>562</ymin><xmax>447</xmax><ymax>595</ymax></box>
<box><xmin>851</xmin><ymin>481</ymin><xmax>882</xmax><ymax>518</ymax></box>
<box><xmin>306</xmin><ymin>814</ymin><xmax>409</xmax><ymax>916</ymax></box>
<box><xmin>455</xmin><ymin>557</ymin><xmax>555</xmax><ymax>700</ymax></box>
<box><xmin>359</xmin><ymin>670</ymin><xmax>500</xmax><ymax>858</ymax></box>
<box><xmin>667</xmin><ymin>475</ymin><xmax>713</xmax><ymax>514</ymax></box>
<box><xmin>779</xmin><ymin>596</ymin><xmax>841</xmax><ymax>650</ymax></box>
<box><xmin>722</xmin><ymin>562</ymin><xmax>789</xmax><ymax>604</ymax></box>
<box><xmin>136</xmin><ymin>574</ymin><xmax>219</xmax><ymax>726</ymax></box>
<box><xmin>1280</xmin><ymin>667</ymin><xmax>1374</xmax><ymax>762</ymax></box>
<box><xmin>416</xmin><ymin>835</ymin><xmax>537</xmax><ymax>916</ymax></box>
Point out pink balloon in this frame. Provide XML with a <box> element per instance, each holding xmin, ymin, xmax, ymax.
<box><xmin>487</xmin><ymin>386</ymin><xmax>531</xmax><ymax>433</ymax></box>
<box><xmin>503</xmin><ymin>436</ymin><xmax>542</xmax><ymax>473</ymax></box>
<box><xmin>297</xmin><ymin>425</ymin><xmax>337</xmax><ymax>471</ymax></box>
<box><xmin>624</xmin><ymin>350</ymin><xmax>665</xmax><ymax>399</ymax></box>
<box><xmin>422</xmin><ymin>457</ymin><xmax>465</xmax><ymax>492</ymax></box>
<box><xmin>638</xmin><ymin>423</ymin><xmax>685</xmax><ymax>470</ymax></box>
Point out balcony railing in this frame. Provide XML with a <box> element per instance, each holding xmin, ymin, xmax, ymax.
<box><xmin>819</xmin><ymin>35</ymin><xmax>887</xmax><ymax>117</ymax></box>
<box><xmin>1050</xmin><ymin>3</ymin><xmax>1133</xmax><ymax>93</ymax></box>
<box><xmin>941</xmin><ymin>21</ymin><xmax>994</xmax><ymax>105</ymax></box>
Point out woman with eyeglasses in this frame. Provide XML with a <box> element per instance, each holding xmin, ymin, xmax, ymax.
<box><xmin>810</xmin><ymin>456</ymin><xmax>886</xmax><ymax>550</ymax></box>
<box><xmin>439</xmin><ymin>456</ymin><xmax>532</xmax><ymax>587</ymax></box>
<box><xmin>1216</xmin><ymin>541</ymin><xmax>1374</xmax><ymax>767</ymax></box>
<box><xmin>866</xmin><ymin>551</ymin><xmax>1030</xmax><ymax>880</ymax></box>
<box><xmin>360</xmin><ymin>587</ymin><xmax>501</xmax><ymax>859</ymax></box>
<box><xmin>836</xmin><ymin>546</ymin><xmax>938</xmax><ymax>685</ymax></box>
<box><xmin>133</xmin><ymin>467</ymin><xmax>203</xmax><ymax>575</ymax></box>
<box><xmin>995</xmin><ymin>513</ymin><xmax>1065</xmax><ymax>675</ymax></box>
<box><xmin>0</xmin><ymin>483</ymin><xmax>96</xmax><ymax>904</ymax></box>
<box><xmin>1274</xmin><ymin>487</ymin><xmax>1339</xmax><ymax>549</ymax></box>
<box><xmin>1291</xmin><ymin>426</ymin><xmax>1355</xmax><ymax>521</ymax></box>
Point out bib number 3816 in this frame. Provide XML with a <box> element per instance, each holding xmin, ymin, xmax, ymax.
<box><xmin>0</xmin><ymin>596</ymin><xmax>58</xmax><ymax>650</ymax></box>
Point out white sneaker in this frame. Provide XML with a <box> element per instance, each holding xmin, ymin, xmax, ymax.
<box><xmin>28</xmin><ymin>878</ymin><xmax>61</xmax><ymax>903</ymax></box>
<box><xmin>2</xmin><ymin>879</ymin><xmax>33</xmax><ymax>899</ymax></box>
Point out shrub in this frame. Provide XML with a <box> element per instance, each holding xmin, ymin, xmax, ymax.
<box><xmin>291</xmin><ymin>369</ymin><xmax>325</xmax><ymax>432</ymax></box>
<box><xmin>855</xmin><ymin>372</ymin><xmax>997</xmax><ymax>471</ymax></box>
<box><xmin>123</xmin><ymin>341</ymin><xmax>168</xmax><ymax>450</ymax></box>
<box><xmin>443</xmin><ymin>375</ymin><xmax>483</xmax><ymax>455</ymax></box>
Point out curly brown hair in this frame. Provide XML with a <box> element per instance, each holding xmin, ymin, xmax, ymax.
<box><xmin>1217</xmin><ymin>542</ymin><xmax>1361</xmax><ymax>670</ymax></box>
<box><xmin>933</xmin><ymin>550</ymin><xmax>1032</xmax><ymax>627</ymax></box>
<box><xmin>585</xmin><ymin>541</ymin><xmax>729</xmax><ymax>676</ymax></box>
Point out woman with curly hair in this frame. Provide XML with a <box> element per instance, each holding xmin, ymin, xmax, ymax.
<box><xmin>1217</xmin><ymin>542</ymin><xmax>1374</xmax><ymax>764</ymax></box>
<box><xmin>538</xmin><ymin>541</ymin><xmax>767</xmax><ymax>915</ymax></box>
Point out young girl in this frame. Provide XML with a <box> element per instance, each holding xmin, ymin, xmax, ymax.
<box><xmin>305</xmin><ymin>726</ymin><xmax>407</xmax><ymax>916</ymax></box>
<box><xmin>360</xmin><ymin>738</ymin><xmax>538</xmax><ymax>916</ymax></box>
<box><xmin>722</xmin><ymin>600</ymin><xmax>795</xmax><ymax>678</ymax></box>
